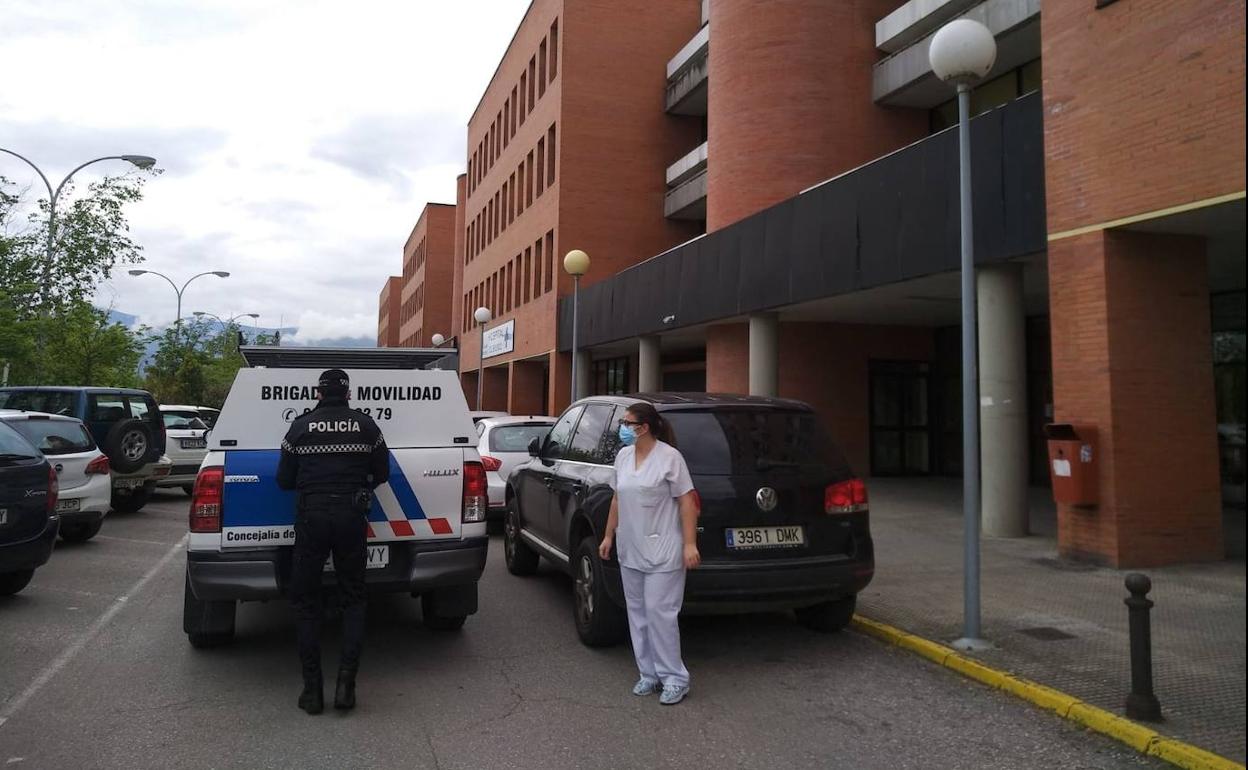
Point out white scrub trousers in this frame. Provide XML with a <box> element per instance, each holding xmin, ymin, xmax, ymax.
<box><xmin>621</xmin><ymin>565</ymin><xmax>689</xmax><ymax>688</ymax></box>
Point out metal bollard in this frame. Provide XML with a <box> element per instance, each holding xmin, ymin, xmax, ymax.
<box><xmin>1124</xmin><ymin>573</ymin><xmax>1163</xmax><ymax>722</ymax></box>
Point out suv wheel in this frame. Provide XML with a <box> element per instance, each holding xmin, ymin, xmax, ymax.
<box><xmin>0</xmin><ymin>570</ymin><xmax>35</xmax><ymax>597</ymax></box>
<box><xmin>60</xmin><ymin>520</ymin><xmax>103</xmax><ymax>543</ymax></box>
<box><xmin>104</xmin><ymin>419</ymin><xmax>154</xmax><ymax>473</ymax></box>
<box><xmin>572</xmin><ymin>536</ymin><xmax>627</xmax><ymax>647</ymax></box>
<box><xmin>111</xmin><ymin>487</ymin><xmax>150</xmax><ymax>513</ymax></box>
<box><xmin>503</xmin><ymin>497</ymin><xmax>539</xmax><ymax>576</ymax></box>
<box><xmin>183</xmin><ymin>573</ymin><xmax>235</xmax><ymax>648</ymax></box>
<box><xmin>794</xmin><ymin>595</ymin><xmax>857</xmax><ymax>633</ymax></box>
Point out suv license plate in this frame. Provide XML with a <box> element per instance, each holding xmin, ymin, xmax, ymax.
<box><xmin>56</xmin><ymin>498</ymin><xmax>81</xmax><ymax>513</ymax></box>
<box><xmin>181</xmin><ymin>439</ymin><xmax>207</xmax><ymax>449</ymax></box>
<box><xmin>115</xmin><ymin>478</ymin><xmax>144</xmax><ymax>489</ymax></box>
<box><xmin>324</xmin><ymin>545</ymin><xmax>389</xmax><ymax>571</ymax></box>
<box><xmin>725</xmin><ymin>526</ymin><xmax>806</xmax><ymax>550</ymax></box>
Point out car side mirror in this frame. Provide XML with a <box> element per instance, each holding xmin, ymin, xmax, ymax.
<box><xmin>528</xmin><ymin>437</ymin><xmax>541</xmax><ymax>457</ymax></box>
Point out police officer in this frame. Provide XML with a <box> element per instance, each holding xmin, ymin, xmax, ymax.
<box><xmin>276</xmin><ymin>369</ymin><xmax>389</xmax><ymax>715</ymax></box>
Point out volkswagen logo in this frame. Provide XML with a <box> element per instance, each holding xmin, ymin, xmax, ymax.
<box><xmin>756</xmin><ymin>487</ymin><xmax>778</xmax><ymax>512</ymax></box>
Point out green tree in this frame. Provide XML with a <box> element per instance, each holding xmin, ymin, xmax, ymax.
<box><xmin>1</xmin><ymin>171</ymin><xmax>155</xmax><ymax>384</ymax></box>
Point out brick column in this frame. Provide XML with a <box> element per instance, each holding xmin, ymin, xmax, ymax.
<box><xmin>482</xmin><ymin>366</ymin><xmax>509</xmax><ymax>413</ymax></box>
<box><xmin>1048</xmin><ymin>230</ymin><xmax>1222</xmax><ymax>566</ymax></box>
<box><xmin>509</xmin><ymin>360</ymin><xmax>546</xmax><ymax>416</ymax></box>
<box><xmin>705</xmin><ymin>323</ymin><xmax>748</xmax><ymax>394</ymax></box>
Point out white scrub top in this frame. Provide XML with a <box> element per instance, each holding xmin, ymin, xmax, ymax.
<box><xmin>612</xmin><ymin>441</ymin><xmax>695</xmax><ymax>573</ymax></box>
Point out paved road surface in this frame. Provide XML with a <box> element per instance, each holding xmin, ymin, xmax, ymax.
<box><xmin>0</xmin><ymin>492</ymin><xmax>1164</xmax><ymax>769</ymax></box>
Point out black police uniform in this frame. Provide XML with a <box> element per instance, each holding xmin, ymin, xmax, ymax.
<box><xmin>276</xmin><ymin>370</ymin><xmax>389</xmax><ymax>714</ymax></box>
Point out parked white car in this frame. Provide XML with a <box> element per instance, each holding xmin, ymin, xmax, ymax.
<box><xmin>158</xmin><ymin>405</ymin><xmax>209</xmax><ymax>494</ymax></box>
<box><xmin>475</xmin><ymin>415</ymin><xmax>555</xmax><ymax>518</ymax></box>
<box><xmin>469</xmin><ymin>410</ymin><xmax>509</xmax><ymax>426</ymax></box>
<box><xmin>0</xmin><ymin>410</ymin><xmax>111</xmax><ymax>542</ymax></box>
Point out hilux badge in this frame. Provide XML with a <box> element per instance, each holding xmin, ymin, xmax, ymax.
<box><xmin>756</xmin><ymin>487</ymin><xmax>778</xmax><ymax>512</ymax></box>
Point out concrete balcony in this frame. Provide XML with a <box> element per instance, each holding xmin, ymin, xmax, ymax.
<box><xmin>665</xmin><ymin>143</ymin><xmax>707</xmax><ymax>220</ymax></box>
<box><xmin>873</xmin><ymin>0</ymin><xmax>1040</xmax><ymax>108</ymax></box>
<box><xmin>666</xmin><ymin>24</ymin><xmax>708</xmax><ymax>116</ymax></box>
<box><xmin>666</xmin><ymin>141</ymin><xmax>707</xmax><ymax>187</ymax></box>
<box><xmin>876</xmin><ymin>0</ymin><xmax>983</xmax><ymax>53</ymax></box>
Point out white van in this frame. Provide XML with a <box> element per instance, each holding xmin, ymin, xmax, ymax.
<box><xmin>182</xmin><ymin>348</ymin><xmax>487</xmax><ymax>647</ymax></box>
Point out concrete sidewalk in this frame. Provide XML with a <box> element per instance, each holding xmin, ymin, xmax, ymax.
<box><xmin>857</xmin><ymin>478</ymin><xmax>1246</xmax><ymax>763</ymax></box>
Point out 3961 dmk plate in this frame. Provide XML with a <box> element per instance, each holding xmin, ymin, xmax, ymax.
<box><xmin>724</xmin><ymin>525</ymin><xmax>806</xmax><ymax>550</ymax></box>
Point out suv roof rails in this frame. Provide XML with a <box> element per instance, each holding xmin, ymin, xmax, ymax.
<box><xmin>239</xmin><ymin>346</ymin><xmax>459</xmax><ymax>370</ymax></box>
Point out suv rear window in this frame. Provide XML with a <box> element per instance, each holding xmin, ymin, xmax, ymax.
<box><xmin>0</xmin><ymin>390</ymin><xmax>77</xmax><ymax>416</ymax></box>
<box><xmin>163</xmin><ymin>411</ymin><xmax>207</xmax><ymax>430</ymax></box>
<box><xmin>489</xmin><ymin>424</ymin><xmax>552</xmax><ymax>453</ymax></box>
<box><xmin>0</xmin><ymin>422</ymin><xmax>41</xmax><ymax>460</ymax></box>
<box><xmin>665</xmin><ymin>409</ymin><xmax>850</xmax><ymax>476</ymax></box>
<box><xmin>7</xmin><ymin>419</ymin><xmax>95</xmax><ymax>456</ymax></box>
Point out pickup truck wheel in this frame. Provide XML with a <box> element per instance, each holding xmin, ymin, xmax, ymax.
<box><xmin>0</xmin><ymin>570</ymin><xmax>35</xmax><ymax>597</ymax></box>
<box><xmin>183</xmin><ymin>572</ymin><xmax>235</xmax><ymax>647</ymax></box>
<box><xmin>420</xmin><ymin>594</ymin><xmax>467</xmax><ymax>631</ymax></box>
<box><xmin>59</xmin><ymin>520</ymin><xmax>102</xmax><ymax>543</ymax></box>
<box><xmin>103</xmin><ymin>419</ymin><xmax>154</xmax><ymax>473</ymax></box>
<box><xmin>503</xmin><ymin>498</ymin><xmax>539</xmax><ymax>576</ymax></box>
<box><xmin>794</xmin><ymin>595</ymin><xmax>856</xmax><ymax>632</ymax></box>
<box><xmin>572</xmin><ymin>536</ymin><xmax>627</xmax><ymax>647</ymax></box>
<box><xmin>111</xmin><ymin>487</ymin><xmax>150</xmax><ymax>513</ymax></box>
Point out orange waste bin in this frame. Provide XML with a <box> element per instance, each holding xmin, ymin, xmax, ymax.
<box><xmin>1045</xmin><ymin>423</ymin><xmax>1098</xmax><ymax>507</ymax></box>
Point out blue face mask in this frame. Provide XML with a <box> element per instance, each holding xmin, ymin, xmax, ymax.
<box><xmin>618</xmin><ymin>424</ymin><xmax>638</xmax><ymax>446</ymax></box>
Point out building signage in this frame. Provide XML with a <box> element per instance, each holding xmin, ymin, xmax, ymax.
<box><xmin>482</xmin><ymin>319</ymin><xmax>515</xmax><ymax>359</ymax></box>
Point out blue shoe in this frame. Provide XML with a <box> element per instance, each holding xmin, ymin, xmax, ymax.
<box><xmin>632</xmin><ymin>677</ymin><xmax>660</xmax><ymax>696</ymax></box>
<box><xmin>659</xmin><ymin>684</ymin><xmax>690</xmax><ymax>705</ymax></box>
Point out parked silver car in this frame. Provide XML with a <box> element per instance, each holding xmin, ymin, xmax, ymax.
<box><xmin>475</xmin><ymin>415</ymin><xmax>555</xmax><ymax>518</ymax></box>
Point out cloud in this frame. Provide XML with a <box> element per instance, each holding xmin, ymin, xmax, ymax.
<box><xmin>0</xmin><ymin>121</ymin><xmax>228</xmax><ymax>178</ymax></box>
<box><xmin>310</xmin><ymin>114</ymin><xmax>464</xmax><ymax>194</ymax></box>
<box><xmin>288</xmin><ymin>309</ymin><xmax>377</xmax><ymax>344</ymax></box>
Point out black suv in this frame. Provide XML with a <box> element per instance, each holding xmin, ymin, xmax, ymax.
<box><xmin>0</xmin><ymin>421</ymin><xmax>58</xmax><ymax>596</ymax></box>
<box><xmin>503</xmin><ymin>394</ymin><xmax>874</xmax><ymax>646</ymax></box>
<box><xmin>0</xmin><ymin>387</ymin><xmax>168</xmax><ymax>513</ymax></box>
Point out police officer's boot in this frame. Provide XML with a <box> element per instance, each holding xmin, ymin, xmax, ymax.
<box><xmin>334</xmin><ymin>667</ymin><xmax>357</xmax><ymax>711</ymax></box>
<box><xmin>298</xmin><ymin>667</ymin><xmax>324</xmax><ymax>715</ymax></box>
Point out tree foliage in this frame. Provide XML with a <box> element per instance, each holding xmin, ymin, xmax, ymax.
<box><xmin>1</xmin><ymin>171</ymin><xmax>153</xmax><ymax>385</ymax></box>
<box><xmin>142</xmin><ymin>320</ymin><xmax>275</xmax><ymax>407</ymax></box>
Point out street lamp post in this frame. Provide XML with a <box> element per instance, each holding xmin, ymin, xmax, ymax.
<box><xmin>0</xmin><ymin>150</ymin><xmax>156</xmax><ymax>310</ymax></box>
<box><xmin>128</xmin><ymin>270</ymin><xmax>230</xmax><ymax>333</ymax></box>
<box><xmin>930</xmin><ymin>18</ymin><xmax>997</xmax><ymax>651</ymax></box>
<box><xmin>563</xmin><ymin>250</ymin><xmax>590</xmax><ymax>402</ymax></box>
<box><xmin>473</xmin><ymin>307</ymin><xmax>492</xmax><ymax>410</ymax></box>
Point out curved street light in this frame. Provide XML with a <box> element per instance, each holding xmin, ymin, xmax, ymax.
<box><xmin>930</xmin><ymin>18</ymin><xmax>997</xmax><ymax>652</ymax></box>
<box><xmin>128</xmin><ymin>269</ymin><xmax>230</xmax><ymax>332</ymax></box>
<box><xmin>0</xmin><ymin>149</ymin><xmax>157</xmax><ymax>309</ymax></box>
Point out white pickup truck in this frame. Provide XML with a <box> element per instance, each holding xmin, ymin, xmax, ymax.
<box><xmin>182</xmin><ymin>347</ymin><xmax>487</xmax><ymax>647</ymax></box>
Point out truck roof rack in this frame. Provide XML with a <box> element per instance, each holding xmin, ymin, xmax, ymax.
<box><xmin>239</xmin><ymin>346</ymin><xmax>457</xmax><ymax>370</ymax></box>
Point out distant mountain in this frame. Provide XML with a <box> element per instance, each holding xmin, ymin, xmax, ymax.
<box><xmin>102</xmin><ymin>308</ymin><xmax>371</xmax><ymax>351</ymax></box>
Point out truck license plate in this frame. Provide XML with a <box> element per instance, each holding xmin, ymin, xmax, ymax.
<box><xmin>725</xmin><ymin>526</ymin><xmax>806</xmax><ymax>550</ymax></box>
<box><xmin>324</xmin><ymin>545</ymin><xmax>389</xmax><ymax>571</ymax></box>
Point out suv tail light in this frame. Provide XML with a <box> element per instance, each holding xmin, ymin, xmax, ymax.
<box><xmin>825</xmin><ymin>478</ymin><xmax>868</xmax><ymax>514</ymax></box>
<box><xmin>190</xmin><ymin>466</ymin><xmax>224</xmax><ymax>533</ymax></box>
<box><xmin>462</xmin><ymin>461</ymin><xmax>488</xmax><ymax>523</ymax></box>
<box><xmin>480</xmin><ymin>455</ymin><xmax>502</xmax><ymax>472</ymax></box>
<box><xmin>47</xmin><ymin>465</ymin><xmax>59</xmax><ymax>514</ymax></box>
<box><xmin>85</xmin><ymin>455</ymin><xmax>111</xmax><ymax>475</ymax></box>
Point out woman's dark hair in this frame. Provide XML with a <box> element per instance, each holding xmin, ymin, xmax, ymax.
<box><xmin>626</xmin><ymin>402</ymin><xmax>676</xmax><ymax>447</ymax></box>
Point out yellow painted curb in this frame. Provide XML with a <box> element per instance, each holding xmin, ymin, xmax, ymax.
<box><xmin>851</xmin><ymin>615</ymin><xmax>1245</xmax><ymax>770</ymax></box>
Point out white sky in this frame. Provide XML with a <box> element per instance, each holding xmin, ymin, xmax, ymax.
<box><xmin>0</xmin><ymin>0</ymin><xmax>529</xmax><ymax>343</ymax></box>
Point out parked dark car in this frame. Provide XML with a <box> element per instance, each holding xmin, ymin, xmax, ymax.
<box><xmin>0</xmin><ymin>387</ymin><xmax>169</xmax><ymax>513</ymax></box>
<box><xmin>0</xmin><ymin>421</ymin><xmax>59</xmax><ymax>596</ymax></box>
<box><xmin>503</xmin><ymin>394</ymin><xmax>874</xmax><ymax>646</ymax></box>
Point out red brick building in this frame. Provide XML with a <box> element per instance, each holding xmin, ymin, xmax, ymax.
<box><xmin>392</xmin><ymin>203</ymin><xmax>457</xmax><ymax>349</ymax></box>
<box><xmin>376</xmin><ymin>276</ymin><xmax>401</xmax><ymax>347</ymax></box>
<box><xmin>382</xmin><ymin>0</ymin><xmax>1245</xmax><ymax>567</ymax></box>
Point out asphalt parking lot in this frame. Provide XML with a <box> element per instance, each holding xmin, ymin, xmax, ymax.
<box><xmin>0</xmin><ymin>491</ymin><xmax>1164</xmax><ymax>769</ymax></box>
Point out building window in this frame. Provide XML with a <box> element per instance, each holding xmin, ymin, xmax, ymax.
<box><xmin>509</xmin><ymin>172</ymin><xmax>516</xmax><ymax>223</ymax></box>
<box><xmin>503</xmin><ymin>102</ymin><xmax>510</xmax><ymax>148</ymax></box>
<box><xmin>518</xmin><ymin>74</ymin><xmax>527</xmax><ymax>124</ymax></box>
<box><xmin>546</xmin><ymin>124</ymin><xmax>556</xmax><ymax>185</ymax></box>
<box><xmin>536</xmin><ymin>137</ymin><xmax>546</xmax><ymax>193</ymax></box>
<box><xmin>523</xmin><ymin>246</ymin><xmax>532</xmax><ymax>304</ymax></box>
<box><xmin>528</xmin><ymin>57</ymin><xmax>536</xmax><ymax>110</ymax></box>
<box><xmin>549</xmin><ymin>19</ymin><xmax>559</xmax><ymax>82</ymax></box>
<box><xmin>517</xmin><ymin>163</ymin><xmax>526</xmax><ymax>215</ymax></box>
<box><xmin>538</xmin><ymin>38</ymin><xmax>547</xmax><ymax>98</ymax></box>
<box><xmin>544</xmin><ymin>230</ymin><xmax>555</xmax><ymax>294</ymax></box>
<box><xmin>930</xmin><ymin>59</ymin><xmax>1042</xmax><ymax>133</ymax></box>
<box><xmin>526</xmin><ymin>151</ymin><xmax>535</xmax><ymax>206</ymax></box>
<box><xmin>593</xmin><ymin>357</ymin><xmax>630</xmax><ymax>396</ymax></box>
<box><xmin>534</xmin><ymin>237</ymin><xmax>543</xmax><ymax>296</ymax></box>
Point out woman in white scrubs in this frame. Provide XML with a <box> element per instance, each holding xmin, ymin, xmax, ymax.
<box><xmin>598</xmin><ymin>403</ymin><xmax>700</xmax><ymax>705</ymax></box>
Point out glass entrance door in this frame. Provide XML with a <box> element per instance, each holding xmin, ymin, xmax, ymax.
<box><xmin>870</xmin><ymin>361</ymin><xmax>932</xmax><ymax>476</ymax></box>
